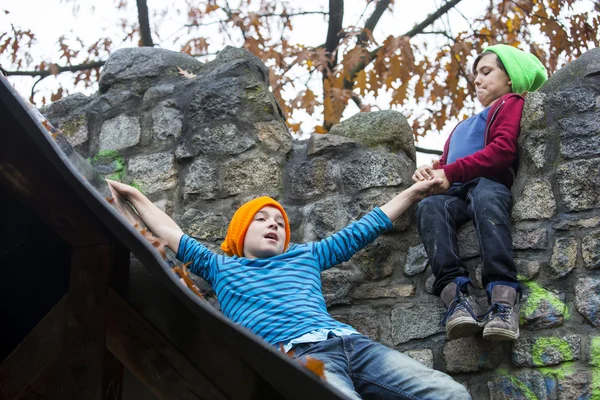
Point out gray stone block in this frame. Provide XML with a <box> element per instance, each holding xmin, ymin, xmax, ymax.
<box><xmin>391</xmin><ymin>302</ymin><xmax>445</xmax><ymax>344</ymax></box>
<box><xmin>99</xmin><ymin>114</ymin><xmax>141</xmax><ymax>151</ymax></box>
<box><xmin>549</xmin><ymin>237</ymin><xmax>578</xmax><ymax>278</ymax></box>
<box><xmin>128</xmin><ymin>152</ymin><xmax>177</xmax><ymax>194</ymax></box>
<box><xmin>443</xmin><ymin>336</ymin><xmax>505</xmax><ymax>373</ymax></box>
<box><xmin>512</xmin><ymin>335</ymin><xmax>580</xmax><ymax>367</ymax></box>
<box><xmin>575</xmin><ymin>276</ymin><xmax>600</xmax><ymax>327</ymax></box>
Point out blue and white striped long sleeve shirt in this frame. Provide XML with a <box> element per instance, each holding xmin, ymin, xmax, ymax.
<box><xmin>176</xmin><ymin>207</ymin><xmax>392</xmax><ymax>345</ymax></box>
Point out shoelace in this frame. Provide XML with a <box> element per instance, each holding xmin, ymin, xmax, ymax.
<box><xmin>441</xmin><ymin>284</ymin><xmax>484</xmax><ymax>326</ymax></box>
<box><xmin>489</xmin><ymin>303</ymin><xmax>513</xmax><ymax>322</ymax></box>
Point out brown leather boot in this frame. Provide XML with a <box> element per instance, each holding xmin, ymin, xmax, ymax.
<box><xmin>440</xmin><ymin>280</ymin><xmax>485</xmax><ymax>340</ymax></box>
<box><xmin>483</xmin><ymin>285</ymin><xmax>520</xmax><ymax>341</ymax></box>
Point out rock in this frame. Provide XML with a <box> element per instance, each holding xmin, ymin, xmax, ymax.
<box><xmin>512</xmin><ymin>179</ymin><xmax>556</xmax><ymax>220</ymax></box>
<box><xmin>540</xmin><ymin>47</ymin><xmax>600</xmax><ymax>94</ymax></box>
<box><xmin>557</xmin><ymin>371</ymin><xmax>595</xmax><ymax>400</ymax></box>
<box><xmin>515</xmin><ymin>259</ymin><xmax>541</xmax><ymax>281</ymax></box>
<box><xmin>90</xmin><ymin>149</ymin><xmax>125</xmax><ymax>180</ymax></box>
<box><xmin>99</xmin><ymin>114</ymin><xmax>141</xmax><ymax>151</ymax></box>
<box><xmin>520</xmin><ymin>91</ymin><xmax>547</xmax><ymax>131</ymax></box>
<box><xmin>457</xmin><ymin>223</ymin><xmax>479</xmax><ymax>259</ymax></box>
<box><xmin>512</xmin><ymin>335</ymin><xmax>580</xmax><ymax>367</ymax></box>
<box><xmin>189</xmin><ymin>78</ymin><xmax>244</xmax><ymax>125</ymax></box>
<box><xmin>191</xmin><ymin>123</ymin><xmax>256</xmax><ymax>156</ymax></box>
<box><xmin>340</xmin><ymin>151</ymin><xmax>410</xmax><ymax>192</ymax></box>
<box><xmin>587</xmin><ymin>336</ymin><xmax>600</xmax><ymax>367</ymax></box>
<box><xmin>183</xmin><ymin>157</ymin><xmax>218</xmax><ymax>199</ymax></box>
<box><xmin>351</xmin><ymin>237</ymin><xmax>399</xmax><ymax>280</ymax></box>
<box><xmin>306</xmin><ymin>197</ymin><xmax>350</xmax><ymax>240</ymax></box>
<box><xmin>443</xmin><ymin>336</ymin><xmax>505</xmax><ymax>373</ymax></box>
<box><xmin>287</xmin><ymin>157</ymin><xmax>337</xmax><ymax>200</ymax></box>
<box><xmin>222</xmin><ymin>153</ymin><xmax>282</xmax><ymax>196</ymax></box>
<box><xmin>127</xmin><ymin>152</ymin><xmax>177</xmax><ymax>194</ymax></box>
<box><xmin>487</xmin><ymin>370</ymin><xmax>549</xmax><ymax>400</ymax></box>
<box><xmin>582</xmin><ymin>231</ymin><xmax>600</xmax><ymax>269</ymax></box>
<box><xmin>403</xmin><ymin>244</ymin><xmax>428</xmax><ymax>276</ymax></box>
<box><xmin>352</xmin><ymin>283</ymin><xmax>415</xmax><ymax>299</ymax></box>
<box><xmin>512</xmin><ymin>228</ymin><xmax>548</xmax><ymax>250</ymax></box>
<box><xmin>254</xmin><ymin>121</ymin><xmax>293</xmax><ymax>154</ymax></box>
<box><xmin>204</xmin><ymin>46</ymin><xmax>270</xmax><ymax>85</ymax></box>
<box><xmin>321</xmin><ymin>266</ymin><xmax>362</xmax><ymax>306</ymax></box>
<box><xmin>520</xmin><ymin>281</ymin><xmax>567</xmax><ymax>330</ymax></box>
<box><xmin>405</xmin><ymin>349</ymin><xmax>434</xmax><ymax>369</ymax></box>
<box><xmin>575</xmin><ymin>277</ymin><xmax>600</xmax><ymax>327</ymax></box>
<box><xmin>518</xmin><ymin>129</ymin><xmax>548</xmax><ymax>170</ymax></box>
<box><xmin>553</xmin><ymin>216</ymin><xmax>600</xmax><ymax>230</ymax></box>
<box><xmin>557</xmin><ymin>113</ymin><xmax>600</xmax><ymax>159</ymax></box>
<box><xmin>549</xmin><ymin>237</ymin><xmax>578</xmax><ymax>278</ymax></box>
<box><xmin>391</xmin><ymin>302</ymin><xmax>445</xmax><ymax>344</ymax></box>
<box><xmin>99</xmin><ymin>47</ymin><xmax>202</xmax><ymax>91</ymax></box>
<box><xmin>142</xmin><ymin>83</ymin><xmax>175</xmax><ymax>103</ymax></box>
<box><xmin>306</xmin><ymin>134</ymin><xmax>356</xmax><ymax>156</ymax></box>
<box><xmin>329</xmin><ymin>110</ymin><xmax>416</xmax><ymax>162</ymax></box>
<box><xmin>330</xmin><ymin>307</ymin><xmax>380</xmax><ymax>340</ymax></box>
<box><xmin>179</xmin><ymin>208</ymin><xmax>228</xmax><ymax>242</ymax></box>
<box><xmin>557</xmin><ymin>158</ymin><xmax>600</xmax><ymax>212</ymax></box>
<box><xmin>152</xmin><ymin>101</ymin><xmax>183</xmax><ymax>141</ymax></box>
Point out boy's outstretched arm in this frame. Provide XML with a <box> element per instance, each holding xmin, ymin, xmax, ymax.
<box><xmin>107</xmin><ymin>179</ymin><xmax>184</xmax><ymax>252</ymax></box>
<box><xmin>380</xmin><ymin>178</ymin><xmax>442</xmax><ymax>222</ymax></box>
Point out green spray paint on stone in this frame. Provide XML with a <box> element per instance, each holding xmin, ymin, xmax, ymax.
<box><xmin>519</xmin><ymin>280</ymin><xmax>569</xmax><ymax>325</ymax></box>
<box><xmin>539</xmin><ymin>361</ymin><xmax>575</xmax><ymax>380</ymax></box>
<box><xmin>532</xmin><ymin>337</ymin><xmax>573</xmax><ymax>367</ymax></box>
<box><xmin>496</xmin><ymin>369</ymin><xmax>539</xmax><ymax>400</ymax></box>
<box><xmin>590</xmin><ymin>337</ymin><xmax>600</xmax><ymax>367</ymax></box>
<box><xmin>592</xmin><ymin>368</ymin><xmax>600</xmax><ymax>399</ymax></box>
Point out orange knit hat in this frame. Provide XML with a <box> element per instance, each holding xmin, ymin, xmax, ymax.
<box><xmin>220</xmin><ymin>196</ymin><xmax>291</xmax><ymax>257</ymax></box>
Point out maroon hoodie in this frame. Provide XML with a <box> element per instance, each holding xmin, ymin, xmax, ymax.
<box><xmin>437</xmin><ymin>93</ymin><xmax>524</xmax><ymax>189</ymax></box>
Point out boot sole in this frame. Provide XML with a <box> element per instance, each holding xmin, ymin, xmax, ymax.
<box><xmin>446</xmin><ymin>317</ymin><xmax>484</xmax><ymax>340</ymax></box>
<box><xmin>482</xmin><ymin>327</ymin><xmax>520</xmax><ymax>341</ymax></box>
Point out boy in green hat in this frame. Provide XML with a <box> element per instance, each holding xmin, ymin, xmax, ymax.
<box><xmin>413</xmin><ymin>44</ymin><xmax>547</xmax><ymax>341</ymax></box>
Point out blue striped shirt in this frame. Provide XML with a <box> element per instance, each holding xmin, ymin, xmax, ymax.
<box><xmin>176</xmin><ymin>207</ymin><xmax>392</xmax><ymax>345</ymax></box>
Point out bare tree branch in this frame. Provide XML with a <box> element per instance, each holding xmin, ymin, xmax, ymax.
<box><xmin>325</xmin><ymin>0</ymin><xmax>344</xmax><ymax>58</ymax></box>
<box><xmin>4</xmin><ymin>61</ymin><xmax>106</xmax><ymax>78</ymax></box>
<box><xmin>415</xmin><ymin>146</ymin><xmax>443</xmax><ymax>155</ymax></box>
<box><xmin>136</xmin><ymin>0</ymin><xmax>154</xmax><ymax>47</ymax></box>
<box><xmin>357</xmin><ymin>0</ymin><xmax>392</xmax><ymax>45</ymax></box>
<box><xmin>347</xmin><ymin>0</ymin><xmax>464</xmax><ymax>83</ymax></box>
<box><xmin>184</xmin><ymin>11</ymin><xmax>329</xmax><ymax>28</ymax></box>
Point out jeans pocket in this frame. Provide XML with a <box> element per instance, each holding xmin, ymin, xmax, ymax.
<box><xmin>291</xmin><ymin>341</ymin><xmax>319</xmax><ymax>358</ymax></box>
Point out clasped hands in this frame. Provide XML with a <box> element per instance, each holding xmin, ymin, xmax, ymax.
<box><xmin>412</xmin><ymin>160</ymin><xmax>450</xmax><ymax>195</ymax></box>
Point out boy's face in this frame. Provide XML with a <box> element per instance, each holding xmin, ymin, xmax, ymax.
<box><xmin>474</xmin><ymin>53</ymin><xmax>512</xmax><ymax>107</ymax></box>
<box><xmin>243</xmin><ymin>206</ymin><xmax>287</xmax><ymax>259</ymax></box>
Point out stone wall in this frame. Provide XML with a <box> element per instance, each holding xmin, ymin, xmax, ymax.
<box><xmin>42</xmin><ymin>46</ymin><xmax>600</xmax><ymax>399</ymax></box>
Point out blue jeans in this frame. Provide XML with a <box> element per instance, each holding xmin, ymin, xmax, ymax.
<box><xmin>292</xmin><ymin>334</ymin><xmax>471</xmax><ymax>400</ymax></box>
<box><xmin>416</xmin><ymin>178</ymin><xmax>519</xmax><ymax>296</ymax></box>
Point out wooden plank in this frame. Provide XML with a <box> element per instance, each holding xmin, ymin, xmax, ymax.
<box><xmin>59</xmin><ymin>244</ymin><xmax>113</xmax><ymax>400</ymax></box>
<box><xmin>0</xmin><ymin>104</ymin><xmax>111</xmax><ymax>248</ymax></box>
<box><xmin>0</xmin><ymin>297</ymin><xmax>66</xmax><ymax>400</ymax></box>
<box><xmin>106</xmin><ymin>290</ymin><xmax>231</xmax><ymax>400</ymax></box>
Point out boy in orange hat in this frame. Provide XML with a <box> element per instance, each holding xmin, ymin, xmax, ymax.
<box><xmin>108</xmin><ymin>178</ymin><xmax>471</xmax><ymax>400</ymax></box>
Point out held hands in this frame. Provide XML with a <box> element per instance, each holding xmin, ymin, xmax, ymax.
<box><xmin>411</xmin><ymin>160</ymin><xmax>450</xmax><ymax>195</ymax></box>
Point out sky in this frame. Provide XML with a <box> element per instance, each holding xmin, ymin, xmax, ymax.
<box><xmin>1</xmin><ymin>0</ymin><xmax>488</xmax><ymax>165</ymax></box>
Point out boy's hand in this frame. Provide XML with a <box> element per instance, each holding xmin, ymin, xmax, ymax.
<box><xmin>412</xmin><ymin>164</ymin><xmax>434</xmax><ymax>182</ymax></box>
<box><xmin>410</xmin><ymin>177</ymin><xmax>444</xmax><ymax>201</ymax></box>
<box><xmin>107</xmin><ymin>179</ymin><xmax>138</xmax><ymax>199</ymax></box>
<box><xmin>430</xmin><ymin>169</ymin><xmax>450</xmax><ymax>194</ymax></box>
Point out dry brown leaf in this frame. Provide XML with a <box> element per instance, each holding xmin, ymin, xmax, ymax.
<box><xmin>177</xmin><ymin>66</ymin><xmax>196</xmax><ymax>79</ymax></box>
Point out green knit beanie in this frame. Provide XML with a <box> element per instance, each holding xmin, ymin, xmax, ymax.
<box><xmin>483</xmin><ymin>44</ymin><xmax>548</xmax><ymax>94</ymax></box>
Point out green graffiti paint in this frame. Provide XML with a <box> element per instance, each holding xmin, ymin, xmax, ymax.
<box><xmin>520</xmin><ymin>280</ymin><xmax>569</xmax><ymax>325</ymax></box>
<box><xmin>532</xmin><ymin>337</ymin><xmax>573</xmax><ymax>367</ymax></box>
<box><xmin>592</xmin><ymin>368</ymin><xmax>600</xmax><ymax>399</ymax></box>
<box><xmin>539</xmin><ymin>362</ymin><xmax>575</xmax><ymax>380</ymax></box>
<box><xmin>590</xmin><ymin>337</ymin><xmax>600</xmax><ymax>367</ymax></box>
<box><xmin>497</xmin><ymin>369</ymin><xmax>539</xmax><ymax>400</ymax></box>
